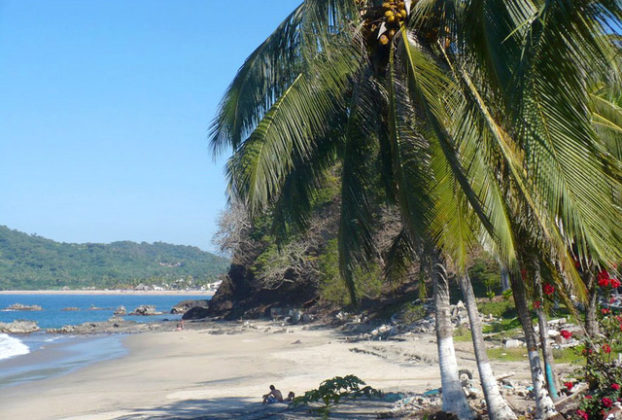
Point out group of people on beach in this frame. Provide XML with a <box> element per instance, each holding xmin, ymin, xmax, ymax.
<box><xmin>262</xmin><ymin>385</ymin><xmax>295</xmax><ymax>404</ymax></box>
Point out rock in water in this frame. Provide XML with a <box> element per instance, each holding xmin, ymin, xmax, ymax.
<box><xmin>3</xmin><ymin>303</ymin><xmax>43</xmax><ymax>311</ymax></box>
<box><xmin>114</xmin><ymin>305</ymin><xmax>127</xmax><ymax>315</ymax></box>
<box><xmin>129</xmin><ymin>305</ymin><xmax>163</xmax><ymax>316</ymax></box>
<box><xmin>0</xmin><ymin>320</ymin><xmax>40</xmax><ymax>334</ymax></box>
<box><xmin>170</xmin><ymin>299</ymin><xmax>209</xmax><ymax>314</ymax></box>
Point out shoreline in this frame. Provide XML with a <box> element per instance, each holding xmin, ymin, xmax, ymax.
<box><xmin>0</xmin><ymin>289</ymin><xmax>215</xmax><ymax>296</ymax></box>
<box><xmin>0</xmin><ymin>320</ymin><xmax>536</xmax><ymax>419</ymax></box>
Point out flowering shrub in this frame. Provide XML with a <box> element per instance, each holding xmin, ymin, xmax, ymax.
<box><xmin>543</xmin><ymin>283</ymin><xmax>555</xmax><ymax>296</ymax></box>
<box><xmin>574</xmin><ymin>289</ymin><xmax>622</xmax><ymax>420</ymax></box>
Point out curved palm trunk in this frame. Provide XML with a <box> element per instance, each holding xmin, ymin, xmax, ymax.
<box><xmin>533</xmin><ymin>261</ymin><xmax>559</xmax><ymax>400</ymax></box>
<box><xmin>434</xmin><ymin>262</ymin><xmax>474</xmax><ymax>420</ymax></box>
<box><xmin>509</xmin><ymin>271</ymin><xmax>557</xmax><ymax>419</ymax></box>
<box><xmin>458</xmin><ymin>274</ymin><xmax>517</xmax><ymax>420</ymax></box>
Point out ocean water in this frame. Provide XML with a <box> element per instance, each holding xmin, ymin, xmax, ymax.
<box><xmin>0</xmin><ymin>293</ymin><xmax>209</xmax><ymax>329</ymax></box>
<box><xmin>0</xmin><ymin>293</ymin><xmax>210</xmax><ymax>388</ymax></box>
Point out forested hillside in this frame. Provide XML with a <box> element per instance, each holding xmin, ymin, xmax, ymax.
<box><xmin>0</xmin><ymin>225</ymin><xmax>230</xmax><ymax>289</ymax></box>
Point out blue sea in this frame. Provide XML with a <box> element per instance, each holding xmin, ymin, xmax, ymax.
<box><xmin>0</xmin><ymin>293</ymin><xmax>210</xmax><ymax>388</ymax></box>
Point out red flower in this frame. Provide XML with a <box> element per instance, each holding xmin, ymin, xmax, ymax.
<box><xmin>533</xmin><ymin>300</ymin><xmax>542</xmax><ymax>309</ymax></box>
<box><xmin>612</xmin><ymin>383</ymin><xmax>620</xmax><ymax>391</ymax></box>
<box><xmin>612</xmin><ymin>279</ymin><xmax>621</xmax><ymax>289</ymax></box>
<box><xmin>602</xmin><ymin>308</ymin><xmax>611</xmax><ymax>315</ymax></box>
<box><xmin>586</xmin><ymin>395</ymin><xmax>593</xmax><ymax>399</ymax></box>
<box><xmin>577</xmin><ymin>409</ymin><xmax>588</xmax><ymax>420</ymax></box>
<box><xmin>560</xmin><ymin>330</ymin><xmax>572</xmax><ymax>340</ymax></box>
<box><xmin>598</xmin><ymin>277</ymin><xmax>611</xmax><ymax>288</ymax></box>
<box><xmin>603</xmin><ymin>397</ymin><xmax>613</xmax><ymax>408</ymax></box>
<box><xmin>564</xmin><ymin>381</ymin><xmax>574</xmax><ymax>390</ymax></box>
<box><xmin>543</xmin><ymin>283</ymin><xmax>555</xmax><ymax>296</ymax></box>
<box><xmin>603</xmin><ymin>344</ymin><xmax>612</xmax><ymax>354</ymax></box>
<box><xmin>599</xmin><ymin>269</ymin><xmax>611</xmax><ymax>281</ymax></box>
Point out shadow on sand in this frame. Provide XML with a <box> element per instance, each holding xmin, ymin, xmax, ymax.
<box><xmin>112</xmin><ymin>396</ymin><xmax>392</xmax><ymax>419</ymax></box>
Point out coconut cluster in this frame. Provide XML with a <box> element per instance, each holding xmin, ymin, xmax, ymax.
<box><xmin>358</xmin><ymin>0</ymin><xmax>412</xmax><ymax>47</ymax></box>
<box><xmin>379</xmin><ymin>1</ymin><xmax>410</xmax><ymax>45</ymax></box>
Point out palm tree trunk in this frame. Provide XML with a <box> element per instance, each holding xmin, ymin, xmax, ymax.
<box><xmin>458</xmin><ymin>274</ymin><xmax>517</xmax><ymax>420</ymax></box>
<box><xmin>434</xmin><ymin>261</ymin><xmax>474</xmax><ymax>420</ymax></box>
<box><xmin>500</xmin><ymin>264</ymin><xmax>511</xmax><ymax>292</ymax></box>
<box><xmin>532</xmin><ymin>260</ymin><xmax>559</xmax><ymax>400</ymax></box>
<box><xmin>509</xmin><ymin>270</ymin><xmax>557</xmax><ymax>419</ymax></box>
<box><xmin>584</xmin><ymin>271</ymin><xmax>599</xmax><ymax>338</ymax></box>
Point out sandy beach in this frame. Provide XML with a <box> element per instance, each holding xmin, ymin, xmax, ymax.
<box><xmin>0</xmin><ymin>321</ymin><xmax>533</xmax><ymax>419</ymax></box>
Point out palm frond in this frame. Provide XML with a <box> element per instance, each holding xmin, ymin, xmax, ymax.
<box><xmin>227</xmin><ymin>40</ymin><xmax>363</xmax><ymax>214</ymax></box>
<box><xmin>210</xmin><ymin>6</ymin><xmax>305</xmax><ymax>153</ymax></box>
<box><xmin>338</xmin><ymin>71</ymin><xmax>382</xmax><ymax>306</ymax></box>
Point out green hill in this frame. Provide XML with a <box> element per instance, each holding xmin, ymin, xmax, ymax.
<box><xmin>0</xmin><ymin>225</ymin><xmax>230</xmax><ymax>290</ymax></box>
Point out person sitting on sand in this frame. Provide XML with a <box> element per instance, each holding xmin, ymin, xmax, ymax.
<box><xmin>286</xmin><ymin>391</ymin><xmax>295</xmax><ymax>402</ymax></box>
<box><xmin>262</xmin><ymin>385</ymin><xmax>283</xmax><ymax>404</ymax></box>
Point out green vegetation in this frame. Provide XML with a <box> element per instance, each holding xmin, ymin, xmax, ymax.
<box><xmin>478</xmin><ymin>299</ymin><xmax>517</xmax><ymax>319</ymax></box>
<box><xmin>486</xmin><ymin>347</ymin><xmax>581</xmax><ymax>364</ymax></box>
<box><xmin>0</xmin><ymin>225</ymin><xmax>230</xmax><ymax>289</ymax></box>
<box><xmin>293</xmin><ymin>375</ymin><xmax>382</xmax><ymax>418</ymax></box>
<box><xmin>453</xmin><ymin>325</ymin><xmax>472</xmax><ymax>342</ymax></box>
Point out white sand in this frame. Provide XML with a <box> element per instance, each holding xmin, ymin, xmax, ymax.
<box><xmin>0</xmin><ymin>321</ymin><xmax>531</xmax><ymax>419</ymax></box>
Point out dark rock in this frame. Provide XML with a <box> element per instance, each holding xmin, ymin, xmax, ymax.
<box><xmin>170</xmin><ymin>299</ymin><xmax>209</xmax><ymax>314</ymax></box>
<box><xmin>205</xmin><ymin>262</ymin><xmax>318</xmax><ymax>320</ymax></box>
<box><xmin>0</xmin><ymin>320</ymin><xmax>40</xmax><ymax>333</ymax></box>
<box><xmin>3</xmin><ymin>303</ymin><xmax>42</xmax><ymax>311</ymax></box>
<box><xmin>182</xmin><ymin>306</ymin><xmax>210</xmax><ymax>320</ymax></box>
<box><xmin>62</xmin><ymin>307</ymin><xmax>80</xmax><ymax>311</ymax></box>
<box><xmin>129</xmin><ymin>305</ymin><xmax>162</xmax><ymax>316</ymax></box>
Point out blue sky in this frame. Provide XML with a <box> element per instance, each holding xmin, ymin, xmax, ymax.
<box><xmin>0</xmin><ymin>0</ymin><xmax>300</xmax><ymax>252</ymax></box>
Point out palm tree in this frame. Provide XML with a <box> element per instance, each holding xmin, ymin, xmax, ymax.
<box><xmin>210</xmin><ymin>1</ymin><xmax>622</xmax><ymax>418</ymax></box>
<box><xmin>211</xmin><ymin>1</ymin><xmax>502</xmax><ymax>416</ymax></box>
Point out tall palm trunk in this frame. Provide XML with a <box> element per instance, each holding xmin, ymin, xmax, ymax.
<box><xmin>434</xmin><ymin>261</ymin><xmax>474</xmax><ymax>420</ymax></box>
<box><xmin>500</xmin><ymin>264</ymin><xmax>511</xmax><ymax>292</ymax></box>
<box><xmin>509</xmin><ymin>271</ymin><xmax>557</xmax><ymax>419</ymax></box>
<box><xmin>458</xmin><ymin>274</ymin><xmax>517</xmax><ymax>420</ymax></box>
<box><xmin>532</xmin><ymin>260</ymin><xmax>559</xmax><ymax>400</ymax></box>
<box><xmin>584</xmin><ymin>271</ymin><xmax>599</xmax><ymax>338</ymax></box>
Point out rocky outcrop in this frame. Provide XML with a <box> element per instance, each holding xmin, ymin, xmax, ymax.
<box><xmin>0</xmin><ymin>320</ymin><xmax>40</xmax><ymax>333</ymax></box>
<box><xmin>62</xmin><ymin>307</ymin><xmax>79</xmax><ymax>311</ymax></box>
<box><xmin>3</xmin><ymin>303</ymin><xmax>42</xmax><ymax>311</ymax></box>
<box><xmin>205</xmin><ymin>263</ymin><xmax>318</xmax><ymax>320</ymax></box>
<box><xmin>171</xmin><ymin>299</ymin><xmax>209</xmax><ymax>314</ymax></box>
<box><xmin>128</xmin><ymin>305</ymin><xmax>163</xmax><ymax>316</ymax></box>
<box><xmin>46</xmin><ymin>319</ymin><xmax>160</xmax><ymax>334</ymax></box>
<box><xmin>182</xmin><ymin>306</ymin><xmax>211</xmax><ymax>320</ymax></box>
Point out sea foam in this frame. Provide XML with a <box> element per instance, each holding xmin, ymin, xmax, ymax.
<box><xmin>0</xmin><ymin>333</ymin><xmax>29</xmax><ymax>361</ymax></box>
